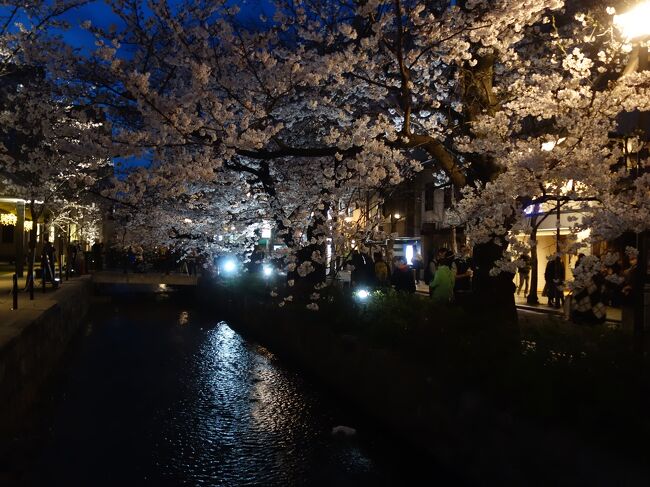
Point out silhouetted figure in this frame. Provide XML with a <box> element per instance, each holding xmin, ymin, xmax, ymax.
<box><xmin>67</xmin><ymin>241</ymin><xmax>79</xmax><ymax>275</ymax></box>
<box><xmin>41</xmin><ymin>240</ymin><xmax>57</xmax><ymax>288</ymax></box>
<box><xmin>544</xmin><ymin>257</ymin><xmax>565</xmax><ymax>308</ymax></box>
<box><xmin>91</xmin><ymin>240</ymin><xmax>104</xmax><ymax>271</ymax></box>
<box><xmin>391</xmin><ymin>256</ymin><xmax>415</xmax><ymax>293</ymax></box>
<box><xmin>517</xmin><ymin>253</ymin><xmax>531</xmax><ymax>296</ymax></box>
<box><xmin>453</xmin><ymin>244</ymin><xmax>474</xmax><ymax>302</ymax></box>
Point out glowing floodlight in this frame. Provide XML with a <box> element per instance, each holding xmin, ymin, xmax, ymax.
<box><xmin>614</xmin><ymin>2</ymin><xmax>650</xmax><ymax>40</ymax></box>
<box><xmin>222</xmin><ymin>259</ymin><xmax>237</xmax><ymax>274</ymax></box>
<box><xmin>541</xmin><ymin>137</ymin><xmax>566</xmax><ymax>152</ymax></box>
<box><xmin>263</xmin><ymin>265</ymin><xmax>273</xmax><ymax>277</ymax></box>
<box><xmin>355</xmin><ymin>289</ymin><xmax>370</xmax><ymax>300</ymax></box>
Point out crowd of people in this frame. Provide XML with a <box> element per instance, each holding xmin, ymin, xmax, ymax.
<box><xmin>348</xmin><ymin>244</ymin><xmax>639</xmax><ymax>324</ymax></box>
<box><xmin>347</xmin><ymin>244</ymin><xmax>474</xmax><ymax>305</ymax></box>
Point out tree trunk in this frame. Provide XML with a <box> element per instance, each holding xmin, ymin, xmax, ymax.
<box><xmin>472</xmin><ymin>240</ymin><xmax>519</xmax><ymax>355</ymax></box>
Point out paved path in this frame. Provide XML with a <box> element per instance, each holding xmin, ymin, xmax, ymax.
<box><xmin>415</xmin><ymin>280</ymin><xmax>622</xmax><ymax>323</ymax></box>
<box><xmin>0</xmin><ymin>274</ymin><xmax>90</xmax><ymax>350</ymax></box>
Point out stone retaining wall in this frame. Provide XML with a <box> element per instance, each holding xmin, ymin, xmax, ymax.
<box><xmin>0</xmin><ymin>279</ymin><xmax>92</xmax><ymax>433</ymax></box>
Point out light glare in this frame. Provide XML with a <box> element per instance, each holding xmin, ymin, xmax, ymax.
<box><xmin>223</xmin><ymin>259</ymin><xmax>237</xmax><ymax>273</ymax></box>
<box><xmin>614</xmin><ymin>3</ymin><xmax>650</xmax><ymax>40</ymax></box>
<box><xmin>355</xmin><ymin>289</ymin><xmax>370</xmax><ymax>300</ymax></box>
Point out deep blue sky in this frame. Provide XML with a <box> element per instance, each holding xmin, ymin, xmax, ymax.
<box><xmin>58</xmin><ymin>2</ymin><xmax>121</xmax><ymax>51</ymax></box>
<box><xmin>57</xmin><ymin>1</ymin><xmax>272</xmax><ymax>53</ymax></box>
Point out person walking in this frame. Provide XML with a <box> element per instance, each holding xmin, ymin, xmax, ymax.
<box><xmin>430</xmin><ymin>250</ymin><xmax>455</xmax><ymax>304</ymax></box>
<box><xmin>390</xmin><ymin>256</ymin><xmax>416</xmax><ymax>293</ymax></box>
<box><xmin>516</xmin><ymin>252</ymin><xmax>531</xmax><ymax>296</ymax></box>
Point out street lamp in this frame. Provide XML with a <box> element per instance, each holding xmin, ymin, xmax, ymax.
<box><xmin>541</xmin><ymin>137</ymin><xmax>568</xmax><ymax>307</ymax></box>
<box><xmin>614</xmin><ymin>2</ymin><xmax>650</xmax><ymax>42</ymax></box>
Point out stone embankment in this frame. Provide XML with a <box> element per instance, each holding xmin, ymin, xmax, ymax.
<box><xmin>0</xmin><ymin>277</ymin><xmax>92</xmax><ymax>432</ymax></box>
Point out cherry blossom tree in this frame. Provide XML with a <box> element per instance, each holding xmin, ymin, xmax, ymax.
<box><xmin>0</xmin><ymin>1</ymin><xmax>112</xmax><ymax>284</ymax></box>
<box><xmin>74</xmin><ymin>0</ymin><xmax>571</xmax><ymax>308</ymax></box>
<box><xmin>449</xmin><ymin>1</ymin><xmax>650</xmax><ymax>308</ymax></box>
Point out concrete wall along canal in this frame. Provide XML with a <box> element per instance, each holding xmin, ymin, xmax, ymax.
<box><xmin>0</xmin><ymin>277</ymin><xmax>92</xmax><ymax>432</ymax></box>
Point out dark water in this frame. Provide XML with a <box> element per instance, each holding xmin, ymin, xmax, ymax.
<box><xmin>7</xmin><ymin>294</ymin><xmax>447</xmax><ymax>486</ymax></box>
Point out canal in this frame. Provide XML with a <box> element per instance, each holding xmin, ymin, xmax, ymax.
<box><xmin>5</xmin><ymin>293</ymin><xmax>451</xmax><ymax>486</ymax></box>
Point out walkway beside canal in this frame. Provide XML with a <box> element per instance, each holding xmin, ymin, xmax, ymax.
<box><xmin>0</xmin><ymin>273</ymin><xmax>93</xmax><ymax>433</ymax></box>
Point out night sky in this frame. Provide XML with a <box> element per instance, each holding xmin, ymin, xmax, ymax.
<box><xmin>57</xmin><ymin>0</ymin><xmax>272</xmax><ymax>53</ymax></box>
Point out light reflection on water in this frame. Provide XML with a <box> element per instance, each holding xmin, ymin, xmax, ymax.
<box><xmin>21</xmin><ymin>301</ymin><xmax>440</xmax><ymax>486</ymax></box>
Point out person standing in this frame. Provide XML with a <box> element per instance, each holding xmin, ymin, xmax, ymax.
<box><xmin>91</xmin><ymin>240</ymin><xmax>104</xmax><ymax>271</ymax></box>
<box><xmin>374</xmin><ymin>252</ymin><xmax>390</xmax><ymax>287</ymax></box>
<box><xmin>423</xmin><ymin>250</ymin><xmax>436</xmax><ymax>288</ymax></box>
<box><xmin>452</xmin><ymin>244</ymin><xmax>473</xmax><ymax>300</ymax></box>
<box><xmin>430</xmin><ymin>250</ymin><xmax>455</xmax><ymax>304</ymax></box>
<box><xmin>67</xmin><ymin>241</ymin><xmax>79</xmax><ymax>276</ymax></box>
<box><xmin>517</xmin><ymin>252</ymin><xmax>531</xmax><ymax>296</ymax></box>
<box><xmin>544</xmin><ymin>256</ymin><xmax>565</xmax><ymax>308</ymax></box>
<box><xmin>41</xmin><ymin>240</ymin><xmax>57</xmax><ymax>288</ymax></box>
<box><xmin>390</xmin><ymin>256</ymin><xmax>415</xmax><ymax>293</ymax></box>
<box><xmin>412</xmin><ymin>252</ymin><xmax>424</xmax><ymax>284</ymax></box>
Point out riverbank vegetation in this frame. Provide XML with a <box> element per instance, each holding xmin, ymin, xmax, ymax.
<box><xmin>214</xmin><ymin>276</ymin><xmax>647</xmax><ymax>461</ymax></box>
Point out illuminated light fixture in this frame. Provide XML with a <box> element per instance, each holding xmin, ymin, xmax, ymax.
<box><xmin>184</xmin><ymin>218</ymin><xmax>193</xmax><ymax>223</ymax></box>
<box><xmin>230</xmin><ymin>225</ymin><xmax>236</xmax><ymax>231</ymax></box>
<box><xmin>0</xmin><ymin>213</ymin><xmax>17</xmax><ymax>226</ymax></box>
<box><xmin>355</xmin><ymin>289</ymin><xmax>370</xmax><ymax>300</ymax></box>
<box><xmin>614</xmin><ymin>2</ymin><xmax>650</xmax><ymax>40</ymax></box>
<box><xmin>263</xmin><ymin>265</ymin><xmax>273</xmax><ymax>277</ymax></box>
<box><xmin>405</xmin><ymin>244</ymin><xmax>414</xmax><ymax>265</ymax></box>
<box><xmin>541</xmin><ymin>137</ymin><xmax>566</xmax><ymax>152</ymax></box>
<box><xmin>393</xmin><ymin>212</ymin><xmax>401</xmax><ymax>219</ymax></box>
<box><xmin>222</xmin><ymin>259</ymin><xmax>237</xmax><ymax>274</ymax></box>
<box><xmin>24</xmin><ymin>221</ymin><xmax>33</xmax><ymax>232</ymax></box>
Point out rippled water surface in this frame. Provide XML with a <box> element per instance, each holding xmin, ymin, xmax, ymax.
<box><xmin>13</xmin><ymin>295</ymin><xmax>446</xmax><ymax>486</ymax></box>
